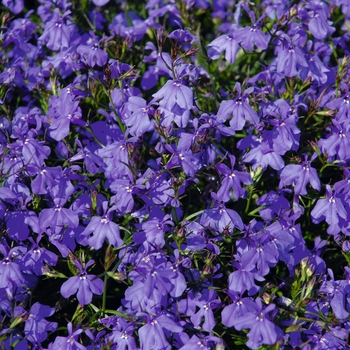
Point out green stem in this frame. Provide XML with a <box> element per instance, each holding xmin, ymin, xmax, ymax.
<box><xmin>102</xmin><ymin>273</ymin><xmax>108</xmax><ymax>315</ymax></box>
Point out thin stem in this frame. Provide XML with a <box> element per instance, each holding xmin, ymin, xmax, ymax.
<box><xmin>102</xmin><ymin>273</ymin><xmax>108</xmax><ymax>315</ymax></box>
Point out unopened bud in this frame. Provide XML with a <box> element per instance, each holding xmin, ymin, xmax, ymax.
<box><xmin>289</xmin><ymin>4</ymin><xmax>298</xmax><ymax>18</ymax></box>
<box><xmin>106</xmin><ymin>271</ymin><xmax>126</xmax><ymax>282</ymax></box>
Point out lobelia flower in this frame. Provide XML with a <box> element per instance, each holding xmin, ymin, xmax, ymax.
<box><xmin>256</xmin><ymin>189</ymin><xmax>291</xmax><ymax>220</ymax></box>
<box><xmin>110</xmin><ymin>178</ymin><xmax>136</xmax><ymax>214</ymax></box>
<box><xmin>279</xmin><ymin>153</ymin><xmax>321</xmax><ymax>195</ymax></box>
<box><xmin>6</xmin><ymin>205</ymin><xmax>35</xmax><ymax>242</ymax></box>
<box><xmin>145</xmin><ymin>171</ymin><xmax>175</xmax><ymax>206</ymax></box>
<box><xmin>19</xmin><ymin>302</ymin><xmax>57</xmax><ymax>344</ymax></box>
<box><xmin>49</xmin><ymin>322</ymin><xmax>86</xmax><ymax>350</ymax></box>
<box><xmin>165</xmin><ymin>142</ymin><xmax>200</xmax><ymax>177</ymax></box>
<box><xmin>141</xmin><ymin>52</ymin><xmax>173</xmax><ymax>89</ymax></box>
<box><xmin>189</xmin><ymin>289</ymin><xmax>221</xmax><ymax>332</ymax></box>
<box><xmin>264</xmin><ymin>220</ymin><xmax>296</xmax><ymax>265</ymax></box>
<box><xmin>217</xmin><ymin>82</ymin><xmax>259</xmax><ymax>131</ymax></box>
<box><xmin>276</xmin><ymin>33</ymin><xmax>308</xmax><ymax>78</ymax></box>
<box><xmin>215</xmin><ymin>154</ymin><xmax>252</xmax><ymax>202</ymax></box>
<box><xmin>39</xmin><ymin>198</ymin><xmax>79</xmax><ymax>235</ymax></box>
<box><xmin>39</xmin><ymin>8</ymin><xmax>75</xmax><ymax>51</ymax></box>
<box><xmin>298</xmin><ymin>40</ymin><xmax>330</xmax><ymax>84</ymax></box>
<box><xmin>319</xmin><ymin>269</ymin><xmax>350</xmax><ymax>320</ymax></box>
<box><xmin>80</xmin><ymin>201</ymin><xmax>123</xmax><ymax>250</ymax></box>
<box><xmin>125</xmin><ymin>255</ymin><xmax>186</xmax><ymax>312</ymax></box>
<box><xmin>109</xmin><ymin>10</ymin><xmax>148</xmax><ymax>42</ymax></box>
<box><xmin>239</xmin><ymin>236</ymin><xmax>279</xmax><ymax>277</ymax></box>
<box><xmin>136</xmin><ymin>213</ymin><xmax>174</xmax><ymax>247</ymax></box>
<box><xmin>92</xmin><ymin>0</ymin><xmax>110</xmax><ymax>6</ymax></box>
<box><xmin>200</xmin><ymin>201</ymin><xmax>244</xmax><ymax>234</ymax></box>
<box><xmin>265</xmin><ymin>99</ymin><xmax>301</xmax><ymax>153</ymax></box>
<box><xmin>105</xmin><ymin>317</ymin><xmax>136</xmax><ymax>350</ymax></box>
<box><xmin>306</xmin><ymin>1</ymin><xmax>335</xmax><ymax>40</ymax></box>
<box><xmin>326</xmin><ymin>85</ymin><xmax>350</xmax><ymax>123</ymax></box>
<box><xmin>221</xmin><ymin>290</ymin><xmax>258</xmax><ymax>327</ymax></box>
<box><xmin>0</xmin><ymin>244</ymin><xmax>27</xmax><ymax>291</ymax></box>
<box><xmin>120</xmin><ymin>96</ymin><xmax>153</xmax><ymax>137</ymax></box>
<box><xmin>179</xmin><ymin>334</ymin><xmax>222</xmax><ymax>350</ymax></box>
<box><xmin>60</xmin><ymin>259</ymin><xmax>104</xmax><ymax>305</ymax></box>
<box><xmin>152</xmin><ymin>79</ymin><xmax>194</xmax><ymax>128</ymax></box>
<box><xmin>1</xmin><ymin>0</ymin><xmax>24</xmax><ymax>14</ymax></box>
<box><xmin>311</xmin><ymin>185</ymin><xmax>348</xmax><ymax>235</ymax></box>
<box><xmin>207</xmin><ymin>31</ymin><xmax>240</xmax><ymax>64</ymax></box>
<box><xmin>168</xmin><ymin>27</ymin><xmax>197</xmax><ymax>45</ymax></box>
<box><xmin>138</xmin><ymin>312</ymin><xmax>183</xmax><ymax>350</ymax></box>
<box><xmin>68</xmin><ymin>140</ymin><xmax>104</xmax><ymax>174</ymax></box>
<box><xmin>318</xmin><ymin>120</ymin><xmax>350</xmax><ymax>161</ymax></box>
<box><xmin>230</xmin><ymin>298</ymin><xmax>282</xmax><ymax>349</ymax></box>
<box><xmin>47</xmin><ymin>92</ymin><xmax>84</xmax><ymax>141</ymax></box>
<box><xmin>234</xmin><ymin>12</ymin><xmax>271</xmax><ymax>51</ymax></box>
<box><xmin>22</xmin><ymin>236</ymin><xmax>58</xmax><ymax>276</ymax></box>
<box><xmin>228</xmin><ymin>261</ymin><xmax>263</xmax><ymax>296</ymax></box>
<box><xmin>77</xmin><ymin>31</ymin><xmax>108</xmax><ymax>67</ymax></box>
<box><xmin>334</xmin><ymin>168</ymin><xmax>350</xmax><ymax>199</ymax></box>
<box><xmin>239</xmin><ymin>132</ymin><xmax>285</xmax><ymax>171</ymax></box>
<box><xmin>96</xmin><ymin>141</ymin><xmax>132</xmax><ymax>181</ymax></box>
<box><xmin>122</xmin><ymin>278</ymin><xmax>165</xmax><ymax>313</ymax></box>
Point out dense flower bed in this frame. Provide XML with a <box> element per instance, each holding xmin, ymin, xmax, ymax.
<box><xmin>1</xmin><ymin>0</ymin><xmax>350</xmax><ymax>349</ymax></box>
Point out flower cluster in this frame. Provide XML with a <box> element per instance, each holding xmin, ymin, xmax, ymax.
<box><xmin>1</xmin><ymin>0</ymin><xmax>350</xmax><ymax>349</ymax></box>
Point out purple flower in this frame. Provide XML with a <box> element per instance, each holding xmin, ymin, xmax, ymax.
<box><xmin>141</xmin><ymin>42</ymin><xmax>172</xmax><ymax>89</ymax></box>
<box><xmin>231</xmin><ymin>298</ymin><xmax>282</xmax><ymax>349</ymax></box>
<box><xmin>121</xmin><ymin>96</ymin><xmax>153</xmax><ymax>137</ymax></box>
<box><xmin>77</xmin><ymin>31</ymin><xmax>108</xmax><ymax>67</ymax></box>
<box><xmin>92</xmin><ymin>0</ymin><xmax>110</xmax><ymax>6</ymax></box>
<box><xmin>217</xmin><ymin>83</ymin><xmax>259</xmax><ymax>131</ymax></box>
<box><xmin>22</xmin><ymin>302</ymin><xmax>57</xmax><ymax>344</ymax></box>
<box><xmin>276</xmin><ymin>34</ymin><xmax>308</xmax><ymax>78</ymax></box>
<box><xmin>39</xmin><ymin>9</ymin><xmax>74</xmax><ymax>51</ymax></box>
<box><xmin>125</xmin><ymin>255</ymin><xmax>186</xmax><ymax>312</ymax></box>
<box><xmin>234</xmin><ymin>13</ymin><xmax>270</xmax><ymax>51</ymax></box>
<box><xmin>152</xmin><ymin>79</ymin><xmax>193</xmax><ymax>128</ymax></box>
<box><xmin>207</xmin><ymin>33</ymin><xmax>240</xmax><ymax>64</ymax></box>
<box><xmin>47</xmin><ymin>92</ymin><xmax>83</xmax><ymax>141</ymax></box>
<box><xmin>200</xmin><ymin>203</ymin><xmax>244</xmax><ymax>234</ymax></box>
<box><xmin>228</xmin><ymin>263</ymin><xmax>262</xmax><ymax>296</ymax></box>
<box><xmin>1</xmin><ymin>0</ymin><xmax>24</xmax><ymax>14</ymax></box>
<box><xmin>31</xmin><ymin>166</ymin><xmax>62</xmax><ymax>195</ymax></box>
<box><xmin>216</xmin><ymin>154</ymin><xmax>252</xmax><ymax>201</ymax></box>
<box><xmin>22</xmin><ymin>237</ymin><xmax>58</xmax><ymax>276</ymax></box>
<box><xmin>239</xmin><ymin>238</ymin><xmax>279</xmax><ymax>277</ymax></box>
<box><xmin>81</xmin><ymin>201</ymin><xmax>123</xmax><ymax>250</ymax></box>
<box><xmin>318</xmin><ymin>121</ymin><xmax>350</xmax><ymax>161</ymax></box>
<box><xmin>240</xmin><ymin>132</ymin><xmax>285</xmax><ymax>171</ymax></box>
<box><xmin>0</xmin><ymin>244</ymin><xmax>27</xmax><ymax>290</ymax></box>
<box><xmin>307</xmin><ymin>2</ymin><xmax>335</xmax><ymax>40</ymax></box>
<box><xmin>279</xmin><ymin>154</ymin><xmax>320</xmax><ymax>195</ymax></box>
<box><xmin>222</xmin><ymin>291</ymin><xmax>258</xmax><ymax>327</ymax></box>
<box><xmin>190</xmin><ymin>289</ymin><xmax>221</xmax><ymax>332</ymax></box>
<box><xmin>311</xmin><ymin>185</ymin><xmax>347</xmax><ymax>235</ymax></box>
<box><xmin>60</xmin><ymin>259</ymin><xmax>104</xmax><ymax>305</ymax></box>
<box><xmin>106</xmin><ymin>317</ymin><xmax>136</xmax><ymax>350</ymax></box>
<box><xmin>179</xmin><ymin>334</ymin><xmax>222</xmax><ymax>350</ymax></box>
<box><xmin>69</xmin><ymin>140</ymin><xmax>104</xmax><ymax>174</ymax></box>
<box><xmin>110</xmin><ymin>179</ymin><xmax>136</xmax><ymax>214</ymax></box>
<box><xmin>49</xmin><ymin>322</ymin><xmax>86</xmax><ymax>350</ymax></box>
<box><xmin>137</xmin><ymin>214</ymin><xmax>174</xmax><ymax>247</ymax></box>
<box><xmin>109</xmin><ymin>11</ymin><xmax>148</xmax><ymax>42</ymax></box>
<box><xmin>138</xmin><ymin>313</ymin><xmax>182</xmax><ymax>350</ymax></box>
<box><xmin>326</xmin><ymin>87</ymin><xmax>350</xmax><ymax>123</ymax></box>
<box><xmin>39</xmin><ymin>200</ymin><xmax>79</xmax><ymax>235</ymax></box>
<box><xmin>165</xmin><ymin>142</ymin><xmax>200</xmax><ymax>177</ymax></box>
